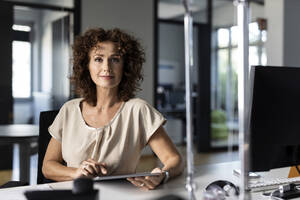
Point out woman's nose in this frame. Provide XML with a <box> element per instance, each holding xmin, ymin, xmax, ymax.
<box><xmin>102</xmin><ymin>59</ymin><xmax>111</xmax><ymax>72</ymax></box>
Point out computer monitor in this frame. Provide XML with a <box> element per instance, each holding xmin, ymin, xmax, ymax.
<box><xmin>168</xmin><ymin>90</ymin><xmax>185</xmax><ymax>108</ymax></box>
<box><xmin>249</xmin><ymin>66</ymin><xmax>300</xmax><ymax>172</ymax></box>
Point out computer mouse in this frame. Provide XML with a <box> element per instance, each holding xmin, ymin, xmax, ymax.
<box><xmin>72</xmin><ymin>177</ymin><xmax>94</xmax><ymax>195</ymax></box>
<box><xmin>205</xmin><ymin>180</ymin><xmax>240</xmax><ymax>196</ymax></box>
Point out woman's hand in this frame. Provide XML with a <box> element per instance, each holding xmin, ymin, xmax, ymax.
<box><xmin>73</xmin><ymin>159</ymin><xmax>107</xmax><ymax>179</ymax></box>
<box><xmin>127</xmin><ymin>168</ymin><xmax>165</xmax><ymax>190</ymax></box>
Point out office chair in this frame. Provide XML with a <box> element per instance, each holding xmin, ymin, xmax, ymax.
<box><xmin>0</xmin><ymin>110</ymin><xmax>58</xmax><ymax>188</ymax></box>
<box><xmin>37</xmin><ymin>110</ymin><xmax>59</xmax><ymax>184</ymax></box>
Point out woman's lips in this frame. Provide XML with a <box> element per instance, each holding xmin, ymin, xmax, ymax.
<box><xmin>99</xmin><ymin>75</ymin><xmax>114</xmax><ymax>80</ymax></box>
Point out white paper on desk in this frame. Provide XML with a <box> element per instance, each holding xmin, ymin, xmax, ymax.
<box><xmin>0</xmin><ymin>184</ymin><xmax>52</xmax><ymax>200</ymax></box>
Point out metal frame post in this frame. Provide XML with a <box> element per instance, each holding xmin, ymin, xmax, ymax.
<box><xmin>182</xmin><ymin>0</ymin><xmax>196</xmax><ymax>199</ymax></box>
<box><xmin>235</xmin><ymin>0</ymin><xmax>251</xmax><ymax>199</ymax></box>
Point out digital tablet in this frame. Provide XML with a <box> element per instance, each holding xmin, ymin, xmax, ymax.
<box><xmin>93</xmin><ymin>172</ymin><xmax>162</xmax><ymax>182</ymax></box>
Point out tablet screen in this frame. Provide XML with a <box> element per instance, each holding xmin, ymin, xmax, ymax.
<box><xmin>93</xmin><ymin>172</ymin><xmax>162</xmax><ymax>182</ymax></box>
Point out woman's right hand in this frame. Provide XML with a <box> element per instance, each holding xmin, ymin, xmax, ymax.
<box><xmin>73</xmin><ymin>159</ymin><xmax>107</xmax><ymax>179</ymax></box>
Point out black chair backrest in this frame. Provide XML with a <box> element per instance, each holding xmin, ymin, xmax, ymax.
<box><xmin>37</xmin><ymin>110</ymin><xmax>59</xmax><ymax>184</ymax></box>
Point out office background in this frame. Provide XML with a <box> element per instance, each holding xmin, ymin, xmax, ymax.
<box><xmin>0</xmin><ymin>0</ymin><xmax>300</xmax><ymax>185</ymax></box>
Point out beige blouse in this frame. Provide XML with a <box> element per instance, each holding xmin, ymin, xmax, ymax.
<box><xmin>48</xmin><ymin>98</ymin><xmax>166</xmax><ymax>175</ymax></box>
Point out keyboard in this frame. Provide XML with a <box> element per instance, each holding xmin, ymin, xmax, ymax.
<box><xmin>249</xmin><ymin>177</ymin><xmax>300</xmax><ymax>192</ymax></box>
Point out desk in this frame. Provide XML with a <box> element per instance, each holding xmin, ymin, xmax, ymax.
<box><xmin>0</xmin><ymin>161</ymin><xmax>293</xmax><ymax>200</ymax></box>
<box><xmin>0</xmin><ymin>125</ymin><xmax>39</xmax><ymax>183</ymax></box>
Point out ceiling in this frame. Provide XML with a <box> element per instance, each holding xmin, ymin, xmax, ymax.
<box><xmin>158</xmin><ymin>0</ymin><xmax>264</xmax><ymax>19</ymax></box>
<box><xmin>158</xmin><ymin>0</ymin><xmax>228</xmax><ymax>19</ymax></box>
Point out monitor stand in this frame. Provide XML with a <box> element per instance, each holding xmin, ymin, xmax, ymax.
<box><xmin>288</xmin><ymin>166</ymin><xmax>300</xmax><ymax>178</ymax></box>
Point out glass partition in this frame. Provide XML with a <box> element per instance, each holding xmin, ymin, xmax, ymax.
<box><xmin>211</xmin><ymin>1</ymin><xmax>267</xmax><ymax>149</ymax></box>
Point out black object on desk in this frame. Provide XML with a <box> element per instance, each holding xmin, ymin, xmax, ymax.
<box><xmin>249</xmin><ymin>66</ymin><xmax>300</xmax><ymax>172</ymax></box>
<box><xmin>267</xmin><ymin>184</ymin><xmax>300</xmax><ymax>199</ymax></box>
<box><xmin>271</xmin><ymin>190</ymin><xmax>300</xmax><ymax>199</ymax></box>
<box><xmin>24</xmin><ymin>178</ymin><xmax>98</xmax><ymax>200</ymax></box>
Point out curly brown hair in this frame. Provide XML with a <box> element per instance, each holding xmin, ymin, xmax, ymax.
<box><xmin>71</xmin><ymin>28</ymin><xmax>145</xmax><ymax>106</ymax></box>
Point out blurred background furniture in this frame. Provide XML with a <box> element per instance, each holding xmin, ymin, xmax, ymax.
<box><xmin>0</xmin><ymin>124</ymin><xmax>39</xmax><ymax>183</ymax></box>
<box><xmin>0</xmin><ymin>110</ymin><xmax>58</xmax><ymax>188</ymax></box>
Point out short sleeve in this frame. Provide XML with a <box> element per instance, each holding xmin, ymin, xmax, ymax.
<box><xmin>48</xmin><ymin>105</ymin><xmax>66</xmax><ymax>142</ymax></box>
<box><xmin>140</xmin><ymin>103</ymin><xmax>166</xmax><ymax>145</ymax></box>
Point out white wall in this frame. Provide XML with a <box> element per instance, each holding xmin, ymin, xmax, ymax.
<box><xmin>265</xmin><ymin>0</ymin><xmax>284</xmax><ymax>66</ymax></box>
<box><xmin>81</xmin><ymin>0</ymin><xmax>155</xmax><ymax>105</ymax></box>
<box><xmin>265</xmin><ymin>0</ymin><xmax>300</xmax><ymax>67</ymax></box>
<box><xmin>283</xmin><ymin>0</ymin><xmax>300</xmax><ymax>67</ymax></box>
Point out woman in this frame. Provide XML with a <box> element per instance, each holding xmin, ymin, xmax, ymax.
<box><xmin>42</xmin><ymin>28</ymin><xmax>184</xmax><ymax>190</ymax></box>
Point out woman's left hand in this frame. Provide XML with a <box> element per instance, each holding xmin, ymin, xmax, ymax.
<box><xmin>127</xmin><ymin>168</ymin><xmax>165</xmax><ymax>190</ymax></box>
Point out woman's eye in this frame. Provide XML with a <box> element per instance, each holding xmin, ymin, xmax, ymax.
<box><xmin>95</xmin><ymin>58</ymin><xmax>102</xmax><ymax>62</ymax></box>
<box><xmin>111</xmin><ymin>58</ymin><xmax>120</xmax><ymax>63</ymax></box>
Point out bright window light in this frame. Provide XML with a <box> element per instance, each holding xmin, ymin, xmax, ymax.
<box><xmin>217</xmin><ymin>28</ymin><xmax>229</xmax><ymax>48</ymax></box>
<box><xmin>231</xmin><ymin>26</ymin><xmax>238</xmax><ymax>46</ymax></box>
<box><xmin>249</xmin><ymin>22</ymin><xmax>260</xmax><ymax>43</ymax></box>
<box><xmin>13</xmin><ymin>41</ymin><xmax>31</xmax><ymax>98</ymax></box>
<box><xmin>12</xmin><ymin>25</ymin><xmax>31</xmax><ymax>32</ymax></box>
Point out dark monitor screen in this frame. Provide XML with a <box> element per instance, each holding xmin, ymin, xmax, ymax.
<box><xmin>168</xmin><ymin>90</ymin><xmax>185</xmax><ymax>107</ymax></box>
<box><xmin>249</xmin><ymin>66</ymin><xmax>300</xmax><ymax>172</ymax></box>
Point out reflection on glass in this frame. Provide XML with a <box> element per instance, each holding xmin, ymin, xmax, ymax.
<box><xmin>218</xmin><ymin>49</ymin><xmax>228</xmax><ymax>110</ymax></box>
<box><xmin>261</xmin><ymin>47</ymin><xmax>267</xmax><ymax>65</ymax></box>
<box><xmin>212</xmin><ymin>49</ymin><xmax>232</xmax><ymax>147</ymax></box>
<box><xmin>212</xmin><ymin>20</ymin><xmax>267</xmax><ymax>148</ymax></box>
<box><xmin>249</xmin><ymin>46</ymin><xmax>259</xmax><ymax>66</ymax></box>
<box><xmin>231</xmin><ymin>48</ymin><xmax>238</xmax><ymax>114</ymax></box>
<box><xmin>249</xmin><ymin>22</ymin><xmax>260</xmax><ymax>43</ymax></box>
<box><xmin>261</xmin><ymin>30</ymin><xmax>267</xmax><ymax>42</ymax></box>
<box><xmin>12</xmin><ymin>25</ymin><xmax>31</xmax><ymax>32</ymax></box>
<box><xmin>218</xmin><ymin>29</ymin><xmax>229</xmax><ymax>48</ymax></box>
<box><xmin>231</xmin><ymin>26</ymin><xmax>238</xmax><ymax>46</ymax></box>
<box><xmin>13</xmin><ymin>41</ymin><xmax>31</xmax><ymax>98</ymax></box>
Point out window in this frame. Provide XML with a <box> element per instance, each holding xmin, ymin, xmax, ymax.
<box><xmin>12</xmin><ymin>25</ymin><xmax>31</xmax><ymax>98</ymax></box>
<box><xmin>212</xmin><ymin>21</ymin><xmax>267</xmax><ymax>122</ymax></box>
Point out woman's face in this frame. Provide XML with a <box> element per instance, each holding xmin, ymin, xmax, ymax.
<box><xmin>88</xmin><ymin>41</ymin><xmax>123</xmax><ymax>90</ymax></box>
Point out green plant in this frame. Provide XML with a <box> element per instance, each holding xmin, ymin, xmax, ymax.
<box><xmin>211</xmin><ymin>109</ymin><xmax>228</xmax><ymax>140</ymax></box>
